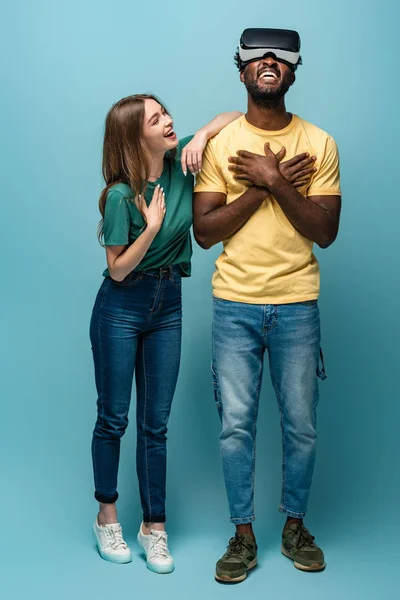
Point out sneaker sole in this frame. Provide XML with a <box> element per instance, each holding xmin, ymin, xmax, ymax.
<box><xmin>215</xmin><ymin>558</ymin><xmax>258</xmax><ymax>583</ymax></box>
<box><xmin>137</xmin><ymin>535</ymin><xmax>175</xmax><ymax>574</ymax></box>
<box><xmin>93</xmin><ymin>528</ymin><xmax>132</xmax><ymax>564</ymax></box>
<box><xmin>281</xmin><ymin>546</ymin><xmax>325</xmax><ymax>571</ymax></box>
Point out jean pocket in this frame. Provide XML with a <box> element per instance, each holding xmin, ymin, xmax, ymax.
<box><xmin>171</xmin><ymin>270</ymin><xmax>182</xmax><ymax>288</ymax></box>
<box><xmin>211</xmin><ymin>362</ymin><xmax>223</xmax><ymax>417</ymax></box>
<box><xmin>111</xmin><ymin>271</ymin><xmax>143</xmax><ymax>286</ymax></box>
<box><xmin>316</xmin><ymin>348</ymin><xmax>327</xmax><ymax>380</ymax></box>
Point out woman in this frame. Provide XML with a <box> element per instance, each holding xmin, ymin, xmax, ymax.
<box><xmin>90</xmin><ymin>94</ymin><xmax>315</xmax><ymax>573</ymax></box>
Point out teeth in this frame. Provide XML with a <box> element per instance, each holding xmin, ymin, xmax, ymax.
<box><xmin>260</xmin><ymin>71</ymin><xmax>277</xmax><ymax>79</ymax></box>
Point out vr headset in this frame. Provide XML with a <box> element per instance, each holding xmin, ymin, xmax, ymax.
<box><xmin>238</xmin><ymin>28</ymin><xmax>301</xmax><ymax>71</ymax></box>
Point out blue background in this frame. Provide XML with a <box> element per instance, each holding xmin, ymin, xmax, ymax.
<box><xmin>2</xmin><ymin>0</ymin><xmax>398</xmax><ymax>598</ymax></box>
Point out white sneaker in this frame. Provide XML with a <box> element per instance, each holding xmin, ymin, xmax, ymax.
<box><xmin>93</xmin><ymin>518</ymin><xmax>132</xmax><ymax>564</ymax></box>
<box><xmin>137</xmin><ymin>522</ymin><xmax>175</xmax><ymax>574</ymax></box>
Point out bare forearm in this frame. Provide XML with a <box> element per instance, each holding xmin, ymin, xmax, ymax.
<box><xmin>199</xmin><ymin>111</ymin><xmax>243</xmax><ymax>140</ymax></box>
<box><xmin>108</xmin><ymin>227</ymin><xmax>157</xmax><ymax>281</ymax></box>
<box><xmin>194</xmin><ymin>187</ymin><xmax>266</xmax><ymax>249</ymax></box>
<box><xmin>270</xmin><ymin>175</ymin><xmax>337</xmax><ymax>248</ymax></box>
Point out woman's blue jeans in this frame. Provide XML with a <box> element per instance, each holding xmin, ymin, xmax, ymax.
<box><xmin>90</xmin><ymin>266</ymin><xmax>182</xmax><ymax>523</ymax></box>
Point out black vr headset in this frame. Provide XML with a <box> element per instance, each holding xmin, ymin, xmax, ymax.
<box><xmin>238</xmin><ymin>28</ymin><xmax>301</xmax><ymax>71</ymax></box>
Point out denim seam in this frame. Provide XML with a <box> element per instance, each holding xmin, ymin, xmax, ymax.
<box><xmin>149</xmin><ymin>276</ymin><xmax>162</xmax><ymax>315</ymax></box>
<box><xmin>210</xmin><ymin>362</ymin><xmax>222</xmax><ymax>412</ymax></box>
<box><xmin>231</xmin><ymin>515</ymin><xmax>256</xmax><ymax>525</ymax></box>
<box><xmin>170</xmin><ymin>270</ymin><xmax>182</xmax><ymax>288</ymax></box>
<box><xmin>93</xmin><ymin>281</ymin><xmax>109</xmax><ymax>496</ymax></box>
<box><xmin>142</xmin><ymin>338</ymin><xmax>152</xmax><ymax>519</ymax></box>
<box><xmin>112</xmin><ymin>272</ymin><xmax>143</xmax><ymax>286</ymax></box>
<box><xmin>149</xmin><ymin>278</ymin><xmax>165</xmax><ymax>317</ymax></box>
<box><xmin>250</xmin><ymin>358</ymin><xmax>263</xmax><ymax>521</ymax></box>
<box><xmin>97</xmin><ymin>280</ymin><xmax>110</xmax><ymax>426</ymax></box>
<box><xmin>279</xmin><ymin>507</ymin><xmax>306</xmax><ymax>518</ymax></box>
<box><xmin>263</xmin><ymin>304</ymin><xmax>277</xmax><ymax>334</ymax></box>
<box><xmin>269</xmin><ymin>363</ymin><xmax>286</xmax><ymax>510</ymax></box>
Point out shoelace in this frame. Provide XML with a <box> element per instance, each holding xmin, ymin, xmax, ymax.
<box><xmin>292</xmin><ymin>525</ymin><xmax>316</xmax><ymax>550</ymax></box>
<box><xmin>225</xmin><ymin>534</ymin><xmax>248</xmax><ymax>558</ymax></box>
<box><xmin>105</xmin><ymin>525</ymin><xmax>127</xmax><ymax>550</ymax></box>
<box><xmin>149</xmin><ymin>531</ymin><xmax>170</xmax><ymax>560</ymax></box>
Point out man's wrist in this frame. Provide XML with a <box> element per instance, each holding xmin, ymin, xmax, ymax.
<box><xmin>251</xmin><ymin>185</ymin><xmax>269</xmax><ymax>201</ymax></box>
<box><xmin>268</xmin><ymin>171</ymin><xmax>286</xmax><ymax>194</ymax></box>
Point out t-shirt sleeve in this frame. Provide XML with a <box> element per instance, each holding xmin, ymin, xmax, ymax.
<box><xmin>103</xmin><ymin>188</ymin><xmax>130</xmax><ymax>246</ymax></box>
<box><xmin>193</xmin><ymin>139</ymin><xmax>227</xmax><ymax>194</ymax></box>
<box><xmin>307</xmin><ymin>136</ymin><xmax>341</xmax><ymax>197</ymax></box>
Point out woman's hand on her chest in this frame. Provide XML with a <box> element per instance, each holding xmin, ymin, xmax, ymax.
<box><xmin>134</xmin><ymin>185</ymin><xmax>166</xmax><ymax>234</ymax></box>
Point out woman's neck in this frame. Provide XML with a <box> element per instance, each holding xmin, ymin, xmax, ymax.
<box><xmin>148</xmin><ymin>152</ymin><xmax>165</xmax><ymax>182</ymax></box>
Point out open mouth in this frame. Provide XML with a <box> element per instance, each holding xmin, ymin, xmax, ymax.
<box><xmin>258</xmin><ymin>69</ymin><xmax>279</xmax><ymax>81</ymax></box>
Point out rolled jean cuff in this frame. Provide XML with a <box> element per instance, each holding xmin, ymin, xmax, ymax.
<box><xmin>230</xmin><ymin>515</ymin><xmax>255</xmax><ymax>525</ymax></box>
<box><xmin>143</xmin><ymin>514</ymin><xmax>166</xmax><ymax>523</ymax></box>
<box><xmin>95</xmin><ymin>491</ymin><xmax>119</xmax><ymax>504</ymax></box>
<box><xmin>279</xmin><ymin>505</ymin><xmax>306</xmax><ymax>519</ymax></box>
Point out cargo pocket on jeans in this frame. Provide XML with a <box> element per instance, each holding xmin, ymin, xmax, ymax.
<box><xmin>316</xmin><ymin>348</ymin><xmax>327</xmax><ymax>380</ymax></box>
<box><xmin>211</xmin><ymin>362</ymin><xmax>223</xmax><ymax>418</ymax></box>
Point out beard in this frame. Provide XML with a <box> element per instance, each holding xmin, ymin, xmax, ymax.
<box><xmin>243</xmin><ymin>70</ymin><xmax>293</xmax><ymax>109</ymax></box>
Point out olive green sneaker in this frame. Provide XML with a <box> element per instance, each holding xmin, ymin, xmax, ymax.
<box><xmin>215</xmin><ymin>533</ymin><xmax>258</xmax><ymax>583</ymax></box>
<box><xmin>282</xmin><ymin>522</ymin><xmax>325</xmax><ymax>571</ymax></box>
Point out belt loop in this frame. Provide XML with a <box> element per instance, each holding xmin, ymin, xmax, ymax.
<box><xmin>160</xmin><ymin>266</ymin><xmax>171</xmax><ymax>279</ymax></box>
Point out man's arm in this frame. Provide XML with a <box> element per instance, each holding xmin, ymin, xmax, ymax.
<box><xmin>268</xmin><ymin>177</ymin><xmax>341</xmax><ymax>248</ymax></box>
<box><xmin>193</xmin><ymin>187</ymin><xmax>266</xmax><ymax>249</ymax></box>
<box><xmin>228</xmin><ymin>141</ymin><xmax>341</xmax><ymax>248</ymax></box>
<box><xmin>194</xmin><ymin>145</ymin><xmax>320</xmax><ymax>249</ymax></box>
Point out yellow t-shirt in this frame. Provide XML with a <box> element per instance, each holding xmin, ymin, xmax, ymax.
<box><xmin>194</xmin><ymin>115</ymin><xmax>341</xmax><ymax>304</ymax></box>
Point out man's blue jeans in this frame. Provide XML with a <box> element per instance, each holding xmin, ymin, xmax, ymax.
<box><xmin>212</xmin><ymin>297</ymin><xmax>326</xmax><ymax>523</ymax></box>
<box><xmin>90</xmin><ymin>267</ymin><xmax>182</xmax><ymax>523</ymax></box>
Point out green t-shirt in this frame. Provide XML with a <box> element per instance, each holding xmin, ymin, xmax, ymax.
<box><xmin>102</xmin><ymin>136</ymin><xmax>194</xmax><ymax>277</ymax></box>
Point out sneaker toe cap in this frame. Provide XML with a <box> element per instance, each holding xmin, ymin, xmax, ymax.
<box><xmin>216</xmin><ymin>561</ymin><xmax>246</xmax><ymax>578</ymax></box>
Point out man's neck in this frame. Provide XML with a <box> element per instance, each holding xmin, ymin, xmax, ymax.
<box><xmin>245</xmin><ymin>97</ymin><xmax>292</xmax><ymax>131</ymax></box>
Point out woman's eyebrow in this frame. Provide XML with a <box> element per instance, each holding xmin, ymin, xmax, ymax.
<box><xmin>147</xmin><ymin>111</ymin><xmax>160</xmax><ymax>124</ymax></box>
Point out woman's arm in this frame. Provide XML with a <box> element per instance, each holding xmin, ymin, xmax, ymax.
<box><xmin>106</xmin><ymin>186</ymin><xmax>166</xmax><ymax>281</ymax></box>
<box><xmin>181</xmin><ymin>111</ymin><xmax>243</xmax><ymax>175</ymax></box>
<box><xmin>106</xmin><ymin>230</ymin><xmax>156</xmax><ymax>282</ymax></box>
<box><xmin>199</xmin><ymin>111</ymin><xmax>243</xmax><ymax>139</ymax></box>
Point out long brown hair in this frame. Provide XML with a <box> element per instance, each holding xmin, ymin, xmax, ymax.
<box><xmin>97</xmin><ymin>94</ymin><xmax>175</xmax><ymax>244</ymax></box>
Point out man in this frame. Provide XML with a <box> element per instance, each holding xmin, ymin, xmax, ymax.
<box><xmin>193</xmin><ymin>28</ymin><xmax>341</xmax><ymax>582</ymax></box>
